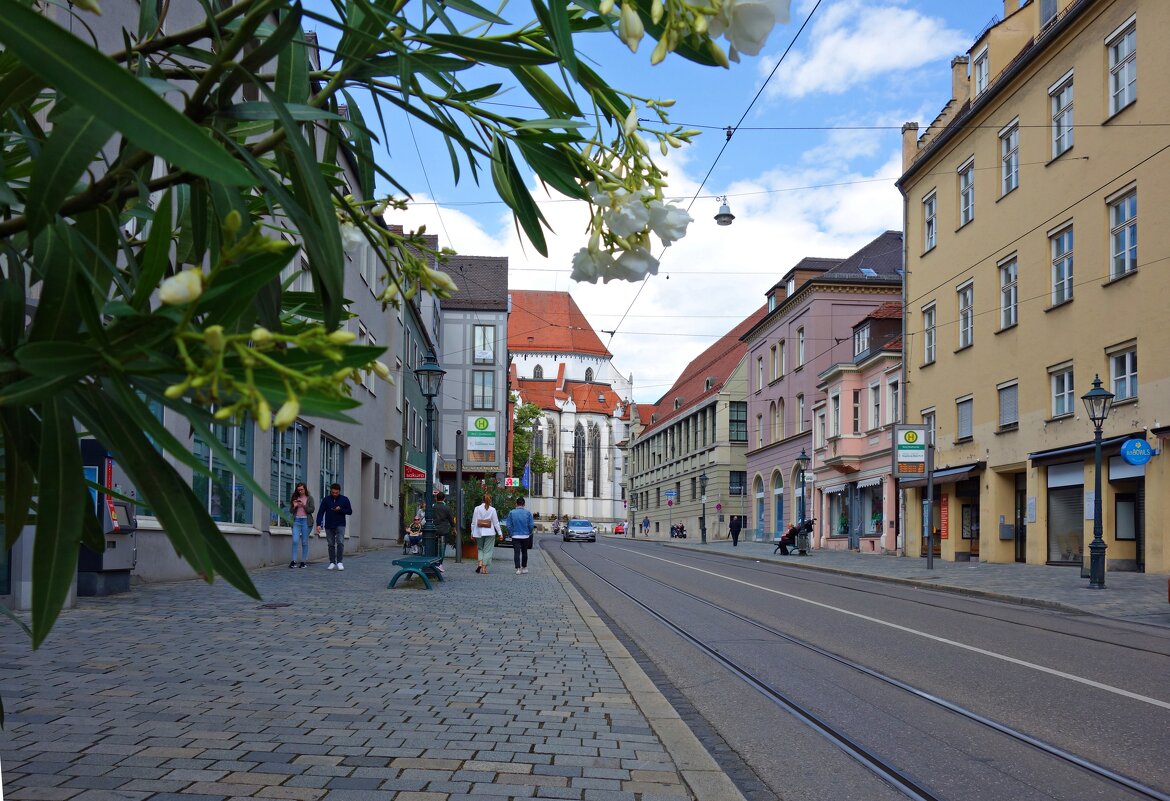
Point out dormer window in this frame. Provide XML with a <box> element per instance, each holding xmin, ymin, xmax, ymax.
<box><xmin>854</xmin><ymin>325</ymin><xmax>870</xmax><ymax>356</ymax></box>
<box><xmin>704</xmin><ymin>378</ymin><xmax>714</xmax><ymax>391</ymax></box>
<box><xmin>768</xmin><ymin>294</ymin><xmax>777</xmax><ymax>311</ymax></box>
<box><xmin>674</xmin><ymin>398</ymin><xmax>682</xmax><ymax>410</ymax></box>
<box><xmin>786</xmin><ymin>278</ymin><xmax>795</xmax><ymax>296</ymax></box>
<box><xmin>585</xmin><ymin>367</ymin><xmax>594</xmax><ymax>382</ymax></box>
<box><xmin>973</xmin><ymin>47</ymin><xmax>989</xmax><ymax>96</ymax></box>
<box><xmin>533</xmin><ymin>365</ymin><xmax>544</xmax><ymax>379</ymax></box>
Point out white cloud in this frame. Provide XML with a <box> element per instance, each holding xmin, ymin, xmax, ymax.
<box><xmin>762</xmin><ymin>0</ymin><xmax>968</xmax><ymax>99</ymax></box>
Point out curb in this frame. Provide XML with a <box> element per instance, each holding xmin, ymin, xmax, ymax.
<box><xmin>544</xmin><ymin>551</ymin><xmax>747</xmax><ymax>801</ymax></box>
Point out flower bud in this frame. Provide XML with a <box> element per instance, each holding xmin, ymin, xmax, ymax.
<box><xmin>274</xmin><ymin>399</ymin><xmax>300</xmax><ymax>429</ymax></box>
<box><xmin>651</xmin><ymin>37</ymin><xmax>668</xmax><ymax>65</ymax></box>
<box><xmin>73</xmin><ymin>0</ymin><xmax>101</xmax><ymax>13</ymax></box>
<box><xmin>204</xmin><ymin>325</ymin><xmax>226</xmax><ymax>352</ymax></box>
<box><xmin>256</xmin><ymin>397</ymin><xmax>272</xmax><ymax>431</ymax></box>
<box><xmin>164</xmin><ymin>380</ymin><xmax>189</xmax><ymax>399</ymax></box>
<box><xmin>372</xmin><ymin>360</ymin><xmax>392</xmax><ymax>381</ymax></box>
<box><xmin>251</xmin><ymin>326</ymin><xmax>272</xmax><ymax>344</ymax></box>
<box><xmin>158</xmin><ymin>268</ymin><xmax>204</xmax><ymax>305</ymax></box>
<box><xmin>214</xmin><ymin>406</ymin><xmax>234</xmax><ymax>421</ymax></box>
<box><xmin>623</xmin><ymin>105</ymin><xmax>639</xmax><ymax>136</ymax></box>
<box><xmin>618</xmin><ymin>2</ymin><xmax>644</xmax><ymax>52</ymax></box>
<box><xmin>223</xmin><ymin>210</ymin><xmax>242</xmax><ymax>237</ymax></box>
<box><xmin>327</xmin><ymin>330</ymin><xmax>357</xmax><ymax>344</ymax></box>
<box><xmin>650</xmin><ymin>0</ymin><xmax>663</xmax><ymax>24</ymax></box>
<box><xmin>599</xmin><ymin>0</ymin><xmax>614</xmax><ymax>13</ymax></box>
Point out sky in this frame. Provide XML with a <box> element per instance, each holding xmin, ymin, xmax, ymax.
<box><xmin>335</xmin><ymin>0</ymin><xmax>999</xmax><ymax>404</ymax></box>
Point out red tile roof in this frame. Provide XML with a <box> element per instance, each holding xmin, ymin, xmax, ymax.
<box><xmin>508</xmin><ymin>290</ymin><xmax>612</xmax><ymax>358</ymax></box>
<box><xmin>640</xmin><ymin>304</ymin><xmax>768</xmax><ymax>437</ymax></box>
<box><xmin>513</xmin><ymin>378</ymin><xmax>623</xmax><ymax>414</ymax></box>
<box><xmin>866</xmin><ymin>302</ymin><xmax>903</xmax><ymax>320</ymax></box>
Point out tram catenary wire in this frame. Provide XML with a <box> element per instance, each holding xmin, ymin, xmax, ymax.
<box><xmin>550</xmin><ymin>540</ymin><xmax>1170</xmax><ymax>801</ymax></box>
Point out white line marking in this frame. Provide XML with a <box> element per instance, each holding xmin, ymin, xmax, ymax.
<box><xmin>616</xmin><ymin>546</ymin><xmax>1170</xmax><ymax>711</ymax></box>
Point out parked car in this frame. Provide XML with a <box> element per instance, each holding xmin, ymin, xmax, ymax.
<box><xmin>563</xmin><ymin>519</ymin><xmax>596</xmax><ymax>542</ymax></box>
<box><xmin>614</xmin><ymin>521</ymin><xmax>627</xmax><ymax>536</ymax></box>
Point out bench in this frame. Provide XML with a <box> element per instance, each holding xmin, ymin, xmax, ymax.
<box><xmin>388</xmin><ymin>555</ymin><xmax>444</xmax><ymax>590</ymax></box>
<box><xmin>774</xmin><ymin>522</ymin><xmax>814</xmax><ymax>555</ymax></box>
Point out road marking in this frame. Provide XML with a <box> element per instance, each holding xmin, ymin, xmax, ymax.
<box><xmin>619</xmin><ymin>547</ymin><xmax>1170</xmax><ymax>712</ymax></box>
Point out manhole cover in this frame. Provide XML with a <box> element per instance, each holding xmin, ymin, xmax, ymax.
<box><xmin>259</xmin><ymin>602</ymin><xmax>291</xmax><ymax>609</ymax></box>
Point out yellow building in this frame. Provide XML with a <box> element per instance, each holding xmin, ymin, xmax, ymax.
<box><xmin>897</xmin><ymin>0</ymin><xmax>1169</xmax><ymax>574</ymax></box>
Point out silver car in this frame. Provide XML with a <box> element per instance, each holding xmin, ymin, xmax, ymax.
<box><xmin>563</xmin><ymin>519</ymin><xmax>596</xmax><ymax>542</ymax></box>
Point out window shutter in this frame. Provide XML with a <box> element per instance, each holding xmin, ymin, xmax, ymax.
<box><xmin>958</xmin><ymin>399</ymin><xmax>973</xmax><ymax>439</ymax></box>
<box><xmin>998</xmin><ymin>385</ymin><xmax>1018</xmax><ymax>427</ymax></box>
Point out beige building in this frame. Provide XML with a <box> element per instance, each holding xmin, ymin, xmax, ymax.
<box><xmin>898</xmin><ymin>0</ymin><xmax>1170</xmax><ymax>573</ymax></box>
<box><xmin>626</xmin><ymin>307</ymin><xmax>766</xmax><ymax>540</ymax></box>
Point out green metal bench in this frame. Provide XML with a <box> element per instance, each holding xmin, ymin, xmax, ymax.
<box><xmin>388</xmin><ymin>555</ymin><xmax>444</xmax><ymax>590</ymax></box>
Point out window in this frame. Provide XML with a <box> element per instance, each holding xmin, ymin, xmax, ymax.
<box><xmin>1051</xmin><ymin>367</ymin><xmax>1075</xmax><ymax>417</ymax></box>
<box><xmin>786</xmin><ymin>278</ymin><xmax>795</xmax><ymax>296</ymax></box>
<box><xmin>777</xmin><ymin>398</ymin><xmax>785</xmax><ymax>440</ymax></box>
<box><xmin>923</xmin><ymin>304</ymin><xmax>936</xmax><ymax>364</ymax></box>
<box><xmin>768</xmin><ymin>294</ymin><xmax>777</xmax><ymax>312</ymax></box>
<box><xmin>1108</xmin><ymin>22</ymin><xmax>1136</xmax><ymax>115</ymax></box>
<box><xmin>473</xmin><ymin>325</ymin><xmax>495</xmax><ymax>364</ymax></box>
<box><xmin>770</xmin><ymin>345</ymin><xmax>778</xmax><ymax>380</ymax></box>
<box><xmin>1051</xmin><ymin>226</ymin><xmax>1074</xmax><ymax>305</ymax></box>
<box><xmin>854</xmin><ymin>325</ymin><xmax>870</xmax><ymax>356</ymax></box>
<box><xmin>270</xmin><ymin>422</ymin><xmax>308</xmax><ymax>525</ymax></box>
<box><xmin>1111</xmin><ymin>347</ymin><xmax>1137</xmax><ymax>400</ymax></box>
<box><xmin>830</xmin><ymin>394</ymin><xmax>840</xmax><ymax>438</ymax></box>
<box><xmin>729</xmin><ymin>402</ymin><xmax>747</xmax><ymax>442</ymax></box>
<box><xmin>1000</xmin><ymin>121</ymin><xmax>1019</xmax><ymax>195</ymax></box>
<box><xmin>1050</xmin><ymin>73</ymin><xmax>1073</xmax><ymax>157</ymax></box>
<box><xmin>770</xmin><ymin>402</ymin><xmax>779</xmax><ymax>443</ymax></box>
<box><xmin>533</xmin><ymin>364</ymin><xmax>544</xmax><ymax>379</ymax></box>
<box><xmin>319</xmin><ymin>434</ymin><xmax>345</xmax><ymax>502</ymax></box>
<box><xmin>473</xmin><ymin>370</ymin><xmax>495</xmax><ymax>410</ymax></box>
<box><xmin>851</xmin><ymin>390</ymin><xmax>861</xmax><ymax>434</ymax></box>
<box><xmin>923</xmin><ymin>192</ymin><xmax>937</xmax><ymax>251</ymax></box>
<box><xmin>691</xmin><ymin>476</ymin><xmax>697</xmax><ymax>500</ymax></box>
<box><xmin>956</xmin><ymin>398</ymin><xmax>973</xmax><ymax>441</ymax></box>
<box><xmin>779</xmin><ymin>340</ymin><xmax>787</xmax><ymax>376</ymax></box>
<box><xmin>585</xmin><ymin>367</ymin><xmax>594</xmax><ymax>382</ymax></box>
<box><xmin>973</xmin><ymin>48</ymin><xmax>989</xmax><ymax>96</ymax></box>
<box><xmin>999</xmin><ymin>256</ymin><xmax>1018</xmax><ymax>329</ymax></box>
<box><xmin>796</xmin><ymin>394</ymin><xmax>805</xmax><ymax>433</ymax></box>
<box><xmin>869</xmin><ymin>383</ymin><xmax>881</xmax><ymax>430</ymax></box>
<box><xmin>888</xmin><ymin>380</ymin><xmax>900</xmax><ymax>425</ymax></box>
<box><xmin>756</xmin><ymin>414</ymin><xmax>764</xmax><ymax>448</ymax></box>
<box><xmin>193</xmin><ymin>417</ymin><xmax>254</xmax><ymax>525</ymax></box>
<box><xmin>922</xmin><ymin>410</ymin><xmax>936</xmax><ymax>444</ymax></box>
<box><xmin>358</xmin><ymin>324</ymin><xmax>376</xmax><ymax>392</ymax></box>
<box><xmin>957</xmin><ymin>283</ymin><xmax>974</xmax><ymax>348</ymax></box>
<box><xmin>958</xmin><ymin>159</ymin><xmax>975</xmax><ymax>226</ymax></box>
<box><xmin>1109</xmin><ymin>190</ymin><xmax>1137</xmax><ymax>278</ymax></box>
<box><xmin>998</xmin><ymin>383</ymin><xmax>1019</xmax><ymax>429</ymax></box>
<box><xmin>729</xmin><ymin>471</ymin><xmax>747</xmax><ymax>496</ymax></box>
<box><xmin>815</xmin><ymin>411</ymin><xmax>826</xmax><ymax>449</ymax></box>
<box><xmin>757</xmin><ymin>356</ymin><xmax>764</xmax><ymax>391</ymax></box>
<box><xmin>796</xmin><ymin>328</ymin><xmax>805</xmax><ymax>366</ymax></box>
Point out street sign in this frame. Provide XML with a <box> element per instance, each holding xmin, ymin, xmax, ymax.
<box><xmin>893</xmin><ymin>425</ymin><xmax>927</xmax><ymax>478</ymax></box>
<box><xmin>502</xmin><ymin>477</ymin><xmax>521</xmax><ymax>487</ymax></box>
<box><xmin>715</xmin><ymin>503</ymin><xmax>722</xmax><ymax>512</ymax></box>
<box><xmin>664</xmin><ymin>489</ymin><xmax>678</xmax><ymax>499</ymax></box>
<box><xmin>667</xmin><ymin>500</ymin><xmax>673</xmax><ymax>507</ymax></box>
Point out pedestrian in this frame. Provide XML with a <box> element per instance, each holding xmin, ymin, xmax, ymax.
<box><xmin>642</xmin><ymin>515</ymin><xmax>650</xmax><ymax>535</ymax></box>
<box><xmin>471</xmin><ymin>493</ymin><xmax>500</xmax><ymax>574</ymax></box>
<box><xmin>504</xmin><ymin>496</ymin><xmax>535</xmax><ymax>574</ymax></box>
<box><xmin>407</xmin><ymin>512</ymin><xmax>423</xmax><ymax>554</ymax></box>
<box><xmin>679</xmin><ymin>523</ymin><xmax>686</xmax><ymax>539</ymax></box>
<box><xmin>288</xmin><ymin>482</ymin><xmax>314</xmax><ymax>568</ymax></box>
<box><xmin>729</xmin><ymin>515</ymin><xmax>742</xmax><ymax>547</ymax></box>
<box><xmin>315</xmin><ymin>483</ymin><xmax>353</xmax><ymax>570</ymax></box>
<box><xmin>432</xmin><ymin>491</ymin><xmax>454</xmax><ymax>553</ymax></box>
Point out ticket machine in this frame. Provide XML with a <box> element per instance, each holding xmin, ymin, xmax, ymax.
<box><xmin>78</xmin><ymin>439</ymin><xmax>138</xmax><ymax>596</ymax></box>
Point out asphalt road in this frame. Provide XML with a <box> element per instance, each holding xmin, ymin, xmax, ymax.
<box><xmin>547</xmin><ymin>537</ymin><xmax>1170</xmax><ymax>801</ymax></box>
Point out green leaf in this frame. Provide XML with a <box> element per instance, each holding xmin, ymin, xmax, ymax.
<box><xmin>0</xmin><ymin>373</ymin><xmax>79</xmax><ymax>406</ymax></box>
<box><xmin>198</xmin><ymin>249</ymin><xmax>296</xmax><ymax>328</ymax></box>
<box><xmin>0</xmin><ymin>0</ymin><xmax>254</xmax><ymax>186</ymax></box>
<box><xmin>26</xmin><ymin>224</ymin><xmax>82</xmax><ymax>343</ymax></box>
<box><xmin>0</xmin><ymin>266</ymin><xmax>26</xmax><ymax>350</ymax></box>
<box><xmin>0</xmin><ymin>64</ymin><xmax>42</xmax><ymax>117</ymax></box>
<box><xmin>510</xmin><ymin>64</ymin><xmax>578</xmax><ymax>117</ymax></box>
<box><xmin>491</xmin><ymin>135</ymin><xmax>548</xmax><ymax>256</ymax></box>
<box><xmin>440</xmin><ymin>0</ymin><xmax>507</xmax><ymax>24</ymax></box>
<box><xmin>515</xmin><ymin>138</ymin><xmax>589</xmax><ymax>201</ymax></box>
<box><xmin>31</xmin><ymin>396</ymin><xmax>85</xmax><ymax>647</ymax></box>
<box><xmin>510</xmin><ymin>117</ymin><xmax>588</xmax><ymax>131</ymax></box>
<box><xmin>423</xmin><ymin>34</ymin><xmax>561</xmax><ymax>66</ymax></box>
<box><xmin>340</xmin><ymin>90</ymin><xmax>375</xmax><ymax>200</ymax></box>
<box><xmin>221</xmin><ymin>102</ymin><xmax>348</xmax><ymax>122</ymax></box>
<box><xmin>274</xmin><ymin>18</ymin><xmax>309</xmax><ymax>104</ymax></box>
<box><xmin>532</xmin><ymin>0</ymin><xmax>577</xmax><ymax>79</ymax></box>
<box><xmin>0</xmin><ymin>413</ymin><xmax>36</xmax><ymax>550</ymax></box>
<box><xmin>14</xmin><ymin>342</ymin><xmax>101</xmax><ymax>378</ymax></box>
<box><xmin>131</xmin><ymin>189</ymin><xmax>174</xmax><ymax>311</ymax></box>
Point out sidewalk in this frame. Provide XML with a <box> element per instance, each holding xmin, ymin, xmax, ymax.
<box><xmin>658</xmin><ymin>536</ymin><xmax>1170</xmax><ymax>626</ymax></box>
<box><xmin>0</xmin><ymin>546</ymin><xmax>742</xmax><ymax>801</ymax></box>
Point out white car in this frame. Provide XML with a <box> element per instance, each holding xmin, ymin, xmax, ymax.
<box><xmin>563</xmin><ymin>519</ymin><xmax>596</xmax><ymax>542</ymax></box>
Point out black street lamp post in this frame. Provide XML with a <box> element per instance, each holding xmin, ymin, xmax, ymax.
<box><xmin>415</xmin><ymin>352</ymin><xmax>446</xmax><ymax>559</ymax></box>
<box><xmin>1081</xmin><ymin>374</ymin><xmax>1114</xmax><ymax>590</ymax></box>
<box><xmin>795</xmin><ymin>448</ymin><xmax>810</xmax><ymax>555</ymax></box>
<box><xmin>699</xmin><ymin>472</ymin><xmax>709</xmax><ymax>544</ymax></box>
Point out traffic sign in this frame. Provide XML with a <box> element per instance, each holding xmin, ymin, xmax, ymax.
<box><xmin>664</xmin><ymin>489</ymin><xmax>678</xmax><ymax>499</ymax></box>
<box><xmin>667</xmin><ymin>500</ymin><xmax>673</xmax><ymax>507</ymax></box>
<box><xmin>715</xmin><ymin>503</ymin><xmax>722</xmax><ymax>512</ymax></box>
<box><xmin>893</xmin><ymin>425</ymin><xmax>928</xmax><ymax>478</ymax></box>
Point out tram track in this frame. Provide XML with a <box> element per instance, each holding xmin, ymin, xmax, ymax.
<box><xmin>551</xmin><ymin>540</ymin><xmax>1170</xmax><ymax>801</ymax></box>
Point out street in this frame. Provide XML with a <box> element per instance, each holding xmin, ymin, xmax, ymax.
<box><xmin>548</xmin><ymin>538</ymin><xmax>1170</xmax><ymax>801</ymax></box>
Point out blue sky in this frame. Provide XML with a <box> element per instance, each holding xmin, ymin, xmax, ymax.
<box><xmin>314</xmin><ymin>1</ymin><xmax>1000</xmax><ymax>403</ymax></box>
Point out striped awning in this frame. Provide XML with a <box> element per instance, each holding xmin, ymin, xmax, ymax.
<box><xmin>857</xmin><ymin>477</ymin><xmax>882</xmax><ymax>489</ymax></box>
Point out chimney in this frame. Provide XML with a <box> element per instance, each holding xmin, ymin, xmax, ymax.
<box><xmin>901</xmin><ymin>122</ymin><xmax>920</xmax><ymax>173</ymax></box>
<box><xmin>951</xmin><ymin>56</ymin><xmax>970</xmax><ymax>102</ymax></box>
<box><xmin>1003</xmin><ymin>0</ymin><xmax>1018</xmax><ymax>16</ymax></box>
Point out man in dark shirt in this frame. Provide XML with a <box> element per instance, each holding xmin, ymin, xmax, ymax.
<box><xmin>315</xmin><ymin>483</ymin><xmax>353</xmax><ymax>570</ymax></box>
<box><xmin>432</xmin><ymin>492</ymin><xmax>454</xmax><ymax>551</ymax></box>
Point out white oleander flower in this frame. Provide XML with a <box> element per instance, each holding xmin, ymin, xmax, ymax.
<box><xmin>709</xmin><ymin>0</ymin><xmax>790</xmax><ymax>59</ymax></box>
<box><xmin>603</xmin><ymin>188</ymin><xmax>651</xmax><ymax>238</ymax></box>
<box><xmin>158</xmin><ymin>268</ymin><xmax>204</xmax><ymax>305</ymax></box>
<box><xmin>571</xmin><ymin>247</ymin><xmax>617</xmax><ymax>283</ymax></box>
<box><xmin>618</xmin><ymin>2</ymin><xmax>645</xmax><ymax>52</ymax></box>
<box><xmin>647</xmin><ymin>200</ymin><xmax>693</xmax><ymax>245</ymax></box>
<box><xmin>339</xmin><ymin>221</ymin><xmax>364</xmax><ymax>253</ymax></box>
<box><xmin>611</xmin><ymin>245</ymin><xmax>659</xmax><ymax>281</ymax></box>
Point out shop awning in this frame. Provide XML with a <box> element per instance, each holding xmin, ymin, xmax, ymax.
<box><xmin>823</xmin><ymin>485</ymin><xmax>846</xmax><ymax>495</ymax></box>
<box><xmin>404</xmin><ymin>462</ymin><xmax>426</xmax><ymax>483</ymax></box>
<box><xmin>1027</xmin><ymin>431</ymin><xmax>1144</xmax><ymax>464</ymax></box>
<box><xmin>899</xmin><ymin>462</ymin><xmax>983</xmax><ymax>489</ymax></box>
<box><xmin>856</xmin><ymin>476</ymin><xmax>882</xmax><ymax>489</ymax></box>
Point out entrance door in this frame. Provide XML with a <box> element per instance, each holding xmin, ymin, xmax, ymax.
<box><xmin>1014</xmin><ymin>475</ymin><xmax>1027</xmax><ymax>563</ymax></box>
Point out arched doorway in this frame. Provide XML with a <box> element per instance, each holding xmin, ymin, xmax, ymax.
<box><xmin>772</xmin><ymin>471</ymin><xmax>784</xmax><ymax>536</ymax></box>
<box><xmin>754</xmin><ymin>476</ymin><xmax>765</xmax><ymax>536</ymax></box>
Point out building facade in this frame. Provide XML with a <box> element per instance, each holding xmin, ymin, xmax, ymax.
<box><xmin>508</xmin><ymin>290</ymin><xmax>632</xmax><ymax>529</ymax></box>
<box><xmin>812</xmin><ymin>304</ymin><xmax>903</xmax><ymax>554</ymax></box>
<box><xmin>742</xmin><ymin>232</ymin><xmax>904</xmax><ymax>545</ymax></box>
<box><xmin>626</xmin><ymin>307</ymin><xmax>766</xmax><ymax>540</ymax></box>
<box><xmin>898</xmin><ymin>0</ymin><xmax>1169</xmax><ymax>572</ymax></box>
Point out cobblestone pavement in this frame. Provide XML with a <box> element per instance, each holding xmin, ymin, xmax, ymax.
<box><xmin>0</xmin><ymin>546</ymin><xmax>743</xmax><ymax>801</ymax></box>
<box><xmin>660</xmin><ymin>536</ymin><xmax>1170</xmax><ymax>626</ymax></box>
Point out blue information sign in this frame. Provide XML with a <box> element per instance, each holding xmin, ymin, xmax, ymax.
<box><xmin>1120</xmin><ymin>438</ymin><xmax>1152</xmax><ymax>466</ymax></box>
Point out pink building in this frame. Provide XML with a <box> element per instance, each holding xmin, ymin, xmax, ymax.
<box><xmin>741</xmin><ymin>231</ymin><xmax>903</xmax><ymax>543</ymax></box>
<box><xmin>812</xmin><ymin>303</ymin><xmax>903</xmax><ymax>553</ymax></box>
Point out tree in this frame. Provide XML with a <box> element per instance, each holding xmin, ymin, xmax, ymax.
<box><xmin>512</xmin><ymin>400</ymin><xmax>556</xmax><ymax>479</ymax></box>
<box><xmin>0</xmin><ymin>0</ymin><xmax>790</xmax><ymax>648</ymax></box>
